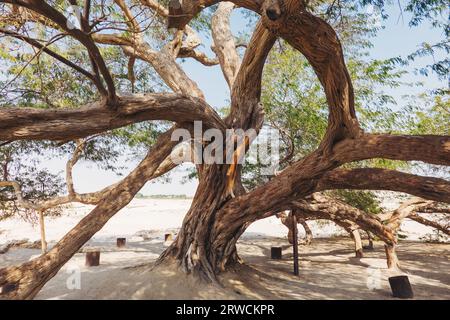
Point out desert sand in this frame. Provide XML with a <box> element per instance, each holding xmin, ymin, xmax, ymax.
<box><xmin>0</xmin><ymin>199</ymin><xmax>449</xmax><ymax>300</ymax></box>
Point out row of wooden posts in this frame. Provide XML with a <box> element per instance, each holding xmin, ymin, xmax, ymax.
<box><xmin>85</xmin><ymin>233</ymin><xmax>173</xmax><ymax>267</ymax></box>
<box><xmin>84</xmin><ymin>227</ymin><xmax>413</xmax><ymax>299</ymax></box>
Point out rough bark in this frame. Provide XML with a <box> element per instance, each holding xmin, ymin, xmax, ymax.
<box><xmin>211</xmin><ymin>2</ymin><xmax>241</xmax><ymax>87</ymax></box>
<box><xmin>279</xmin><ymin>211</ymin><xmax>297</xmax><ymax>244</ymax></box>
<box><xmin>262</xmin><ymin>0</ymin><xmax>362</xmax><ymax>148</ymax></box>
<box><xmin>0</xmin><ymin>94</ymin><xmax>224</xmax><ymax>141</ymax></box>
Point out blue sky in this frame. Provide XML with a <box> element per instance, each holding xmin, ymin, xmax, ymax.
<box><xmin>41</xmin><ymin>3</ymin><xmax>448</xmax><ymax>196</ymax></box>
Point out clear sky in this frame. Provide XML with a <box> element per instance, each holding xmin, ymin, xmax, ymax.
<box><xmin>39</xmin><ymin>3</ymin><xmax>448</xmax><ymax>196</ymax></box>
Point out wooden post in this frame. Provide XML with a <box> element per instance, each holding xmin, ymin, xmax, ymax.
<box><xmin>116</xmin><ymin>238</ymin><xmax>126</xmax><ymax>248</ymax></box>
<box><xmin>38</xmin><ymin>210</ymin><xmax>47</xmax><ymax>254</ymax></box>
<box><xmin>85</xmin><ymin>251</ymin><xmax>100</xmax><ymax>267</ymax></box>
<box><xmin>385</xmin><ymin>244</ymin><xmax>400</xmax><ymax>269</ymax></box>
<box><xmin>271</xmin><ymin>247</ymin><xmax>282</xmax><ymax>259</ymax></box>
<box><xmin>165</xmin><ymin>233</ymin><xmax>173</xmax><ymax>242</ymax></box>
<box><xmin>389</xmin><ymin>275</ymin><xmax>414</xmax><ymax>298</ymax></box>
<box><xmin>292</xmin><ymin>213</ymin><xmax>299</xmax><ymax>276</ymax></box>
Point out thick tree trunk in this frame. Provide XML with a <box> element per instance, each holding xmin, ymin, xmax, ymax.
<box><xmin>385</xmin><ymin>244</ymin><xmax>400</xmax><ymax>269</ymax></box>
<box><xmin>157</xmin><ymin>165</ymin><xmax>241</xmax><ymax>281</ymax></box>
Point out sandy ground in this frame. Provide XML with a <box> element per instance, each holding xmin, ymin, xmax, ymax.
<box><xmin>0</xmin><ymin>199</ymin><xmax>449</xmax><ymax>300</ymax></box>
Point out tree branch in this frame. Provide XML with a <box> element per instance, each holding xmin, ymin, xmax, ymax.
<box><xmin>408</xmin><ymin>212</ymin><xmax>449</xmax><ymax>235</ymax></box>
<box><xmin>1</xmin><ymin>0</ymin><xmax>117</xmax><ymax>104</ymax></box>
<box><xmin>0</xmin><ymin>93</ymin><xmax>225</xmax><ymax>141</ymax></box>
<box><xmin>0</xmin><ymin>28</ymin><xmax>104</xmax><ymax>90</ymax></box>
<box><xmin>211</xmin><ymin>2</ymin><xmax>241</xmax><ymax>88</ymax></box>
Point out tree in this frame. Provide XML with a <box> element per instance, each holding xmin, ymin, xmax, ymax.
<box><xmin>0</xmin><ymin>0</ymin><xmax>449</xmax><ymax>299</ymax></box>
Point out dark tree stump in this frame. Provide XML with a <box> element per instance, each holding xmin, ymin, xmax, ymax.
<box><xmin>389</xmin><ymin>275</ymin><xmax>414</xmax><ymax>298</ymax></box>
<box><xmin>271</xmin><ymin>247</ymin><xmax>282</xmax><ymax>260</ymax></box>
<box><xmin>116</xmin><ymin>238</ymin><xmax>126</xmax><ymax>248</ymax></box>
<box><xmin>165</xmin><ymin>233</ymin><xmax>173</xmax><ymax>242</ymax></box>
<box><xmin>85</xmin><ymin>251</ymin><xmax>100</xmax><ymax>267</ymax></box>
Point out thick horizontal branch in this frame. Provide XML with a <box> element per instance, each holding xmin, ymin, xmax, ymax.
<box><xmin>317</xmin><ymin>168</ymin><xmax>450</xmax><ymax>203</ymax></box>
<box><xmin>333</xmin><ymin>134</ymin><xmax>450</xmax><ymax>166</ymax></box>
<box><xmin>0</xmin><ymin>93</ymin><xmax>225</xmax><ymax>141</ymax></box>
<box><xmin>212</xmin><ymin>132</ymin><xmax>450</xmax><ymax>239</ymax></box>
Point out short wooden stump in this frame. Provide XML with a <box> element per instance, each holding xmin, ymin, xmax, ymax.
<box><xmin>165</xmin><ymin>233</ymin><xmax>173</xmax><ymax>242</ymax></box>
<box><xmin>85</xmin><ymin>251</ymin><xmax>100</xmax><ymax>267</ymax></box>
<box><xmin>388</xmin><ymin>275</ymin><xmax>414</xmax><ymax>299</ymax></box>
<box><xmin>271</xmin><ymin>247</ymin><xmax>282</xmax><ymax>260</ymax></box>
<box><xmin>116</xmin><ymin>238</ymin><xmax>126</xmax><ymax>248</ymax></box>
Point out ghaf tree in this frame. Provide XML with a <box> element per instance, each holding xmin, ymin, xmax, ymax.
<box><xmin>0</xmin><ymin>0</ymin><xmax>449</xmax><ymax>299</ymax></box>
